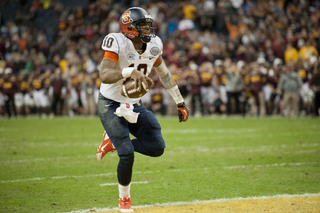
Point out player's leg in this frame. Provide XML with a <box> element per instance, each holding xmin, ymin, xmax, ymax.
<box><xmin>96</xmin><ymin>130</ymin><xmax>116</xmax><ymax>160</ymax></box>
<box><xmin>97</xmin><ymin>94</ymin><xmax>134</xmax><ymax>212</ymax></box>
<box><xmin>129</xmin><ymin>102</ymin><xmax>165</xmax><ymax>157</ymax></box>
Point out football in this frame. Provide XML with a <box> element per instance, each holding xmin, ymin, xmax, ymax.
<box><xmin>121</xmin><ymin>78</ymin><xmax>153</xmax><ymax>98</ymax></box>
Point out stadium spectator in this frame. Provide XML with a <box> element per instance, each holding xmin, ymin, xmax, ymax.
<box><xmin>82</xmin><ymin>74</ymin><xmax>96</xmax><ymax>116</ymax></box>
<box><xmin>15</xmin><ymin>72</ymin><xmax>31</xmax><ymax>116</ymax></box>
<box><xmin>225</xmin><ymin>14</ymin><xmax>246</xmax><ymax>42</ymax></box>
<box><xmin>309</xmin><ymin>60</ymin><xmax>320</xmax><ymax>117</ymax></box>
<box><xmin>225</xmin><ymin>63</ymin><xmax>242</xmax><ymax>115</ymax></box>
<box><xmin>299</xmin><ymin>39</ymin><xmax>319</xmax><ymax>62</ymax></box>
<box><xmin>266</xmin><ymin>58</ymin><xmax>282</xmax><ymax>115</ymax></box>
<box><xmin>277</xmin><ymin>60</ymin><xmax>303</xmax><ymax>117</ymax></box>
<box><xmin>51</xmin><ymin>67</ymin><xmax>67</xmax><ymax>116</ymax></box>
<box><xmin>211</xmin><ymin>91</ymin><xmax>226</xmax><ymax>115</ymax></box>
<box><xmin>0</xmin><ymin>0</ymin><xmax>319</xmax><ymax>118</ymax></box>
<box><xmin>284</xmin><ymin>42</ymin><xmax>299</xmax><ymax>63</ymax></box>
<box><xmin>199</xmin><ymin>61</ymin><xmax>215</xmax><ymax>115</ymax></box>
<box><xmin>150</xmin><ymin>86</ymin><xmax>167</xmax><ymax>116</ymax></box>
<box><xmin>185</xmin><ymin>61</ymin><xmax>203</xmax><ymax>116</ymax></box>
<box><xmin>0</xmin><ymin>68</ymin><xmax>18</xmax><ymax>117</ymax></box>
<box><xmin>249</xmin><ymin>62</ymin><xmax>266</xmax><ymax>116</ymax></box>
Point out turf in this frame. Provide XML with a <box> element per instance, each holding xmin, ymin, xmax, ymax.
<box><xmin>0</xmin><ymin>116</ymin><xmax>319</xmax><ymax>213</ymax></box>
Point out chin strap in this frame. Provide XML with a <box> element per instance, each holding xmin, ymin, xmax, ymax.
<box><xmin>141</xmin><ymin>37</ymin><xmax>150</xmax><ymax>43</ymax></box>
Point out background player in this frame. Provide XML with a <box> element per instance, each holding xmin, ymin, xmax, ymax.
<box><xmin>95</xmin><ymin>7</ymin><xmax>189</xmax><ymax>212</ymax></box>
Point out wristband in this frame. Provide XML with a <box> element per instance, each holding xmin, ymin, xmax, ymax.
<box><xmin>167</xmin><ymin>85</ymin><xmax>184</xmax><ymax>105</ymax></box>
<box><xmin>122</xmin><ymin>68</ymin><xmax>134</xmax><ymax>78</ymax></box>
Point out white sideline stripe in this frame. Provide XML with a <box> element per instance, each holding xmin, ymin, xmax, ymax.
<box><xmin>2</xmin><ymin>142</ymin><xmax>319</xmax><ymax>163</ymax></box>
<box><xmin>0</xmin><ymin>155</ymin><xmax>94</xmax><ymax>163</ymax></box>
<box><xmin>65</xmin><ymin>192</ymin><xmax>320</xmax><ymax>213</ymax></box>
<box><xmin>170</xmin><ymin>143</ymin><xmax>320</xmax><ymax>153</ymax></box>
<box><xmin>223</xmin><ymin>162</ymin><xmax>318</xmax><ymax>169</ymax></box>
<box><xmin>0</xmin><ymin>142</ymin><xmax>101</xmax><ymax>148</ymax></box>
<box><xmin>162</xmin><ymin>128</ymin><xmax>319</xmax><ymax>136</ymax></box>
<box><xmin>1</xmin><ymin>162</ymin><xmax>318</xmax><ymax>184</ymax></box>
<box><xmin>0</xmin><ymin>173</ymin><xmax>116</xmax><ymax>183</ymax></box>
<box><xmin>100</xmin><ymin>181</ymin><xmax>148</xmax><ymax>186</ymax></box>
<box><xmin>162</xmin><ymin>128</ymin><xmax>257</xmax><ymax>134</ymax></box>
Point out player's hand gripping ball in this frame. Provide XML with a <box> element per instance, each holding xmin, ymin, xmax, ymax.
<box><xmin>121</xmin><ymin>78</ymin><xmax>153</xmax><ymax>98</ymax></box>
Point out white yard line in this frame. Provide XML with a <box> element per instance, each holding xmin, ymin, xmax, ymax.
<box><xmin>162</xmin><ymin>128</ymin><xmax>258</xmax><ymax>134</ymax></box>
<box><xmin>223</xmin><ymin>162</ymin><xmax>318</xmax><ymax>169</ymax></box>
<box><xmin>65</xmin><ymin>192</ymin><xmax>320</xmax><ymax>213</ymax></box>
<box><xmin>0</xmin><ymin>154</ymin><xmax>107</xmax><ymax>163</ymax></box>
<box><xmin>0</xmin><ymin>172</ymin><xmax>116</xmax><ymax>183</ymax></box>
<box><xmin>1</xmin><ymin>143</ymin><xmax>319</xmax><ymax>164</ymax></box>
<box><xmin>0</xmin><ymin>142</ymin><xmax>99</xmax><ymax>148</ymax></box>
<box><xmin>100</xmin><ymin>181</ymin><xmax>148</xmax><ymax>186</ymax></box>
<box><xmin>1</xmin><ymin>162</ymin><xmax>318</xmax><ymax>184</ymax></box>
<box><xmin>1</xmin><ymin>129</ymin><xmax>319</xmax><ymax>149</ymax></box>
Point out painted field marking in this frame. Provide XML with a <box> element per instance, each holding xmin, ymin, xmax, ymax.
<box><xmin>223</xmin><ymin>162</ymin><xmax>318</xmax><ymax>169</ymax></box>
<box><xmin>1</xmin><ymin>162</ymin><xmax>318</xmax><ymax>184</ymax></box>
<box><xmin>1</xmin><ymin>142</ymin><xmax>319</xmax><ymax>164</ymax></box>
<box><xmin>65</xmin><ymin>192</ymin><xmax>320</xmax><ymax>213</ymax></box>
<box><xmin>0</xmin><ymin>172</ymin><xmax>116</xmax><ymax>183</ymax></box>
<box><xmin>0</xmin><ymin>154</ymin><xmax>107</xmax><ymax>163</ymax></box>
<box><xmin>2</xmin><ymin>128</ymin><xmax>319</xmax><ymax>149</ymax></box>
<box><xmin>100</xmin><ymin>181</ymin><xmax>148</xmax><ymax>186</ymax></box>
<box><xmin>169</xmin><ymin>143</ymin><xmax>320</xmax><ymax>153</ymax></box>
<box><xmin>162</xmin><ymin>128</ymin><xmax>258</xmax><ymax>134</ymax></box>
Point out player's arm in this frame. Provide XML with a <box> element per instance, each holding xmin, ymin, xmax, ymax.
<box><xmin>153</xmin><ymin>55</ymin><xmax>189</xmax><ymax>122</ymax></box>
<box><xmin>99</xmin><ymin>59</ymin><xmax>123</xmax><ymax>84</ymax></box>
<box><xmin>99</xmin><ymin>51</ymin><xmax>152</xmax><ymax>91</ymax></box>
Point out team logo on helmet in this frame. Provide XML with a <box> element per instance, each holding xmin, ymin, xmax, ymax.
<box><xmin>150</xmin><ymin>47</ymin><xmax>160</xmax><ymax>56</ymax></box>
<box><xmin>122</xmin><ymin>11</ymin><xmax>132</xmax><ymax>24</ymax></box>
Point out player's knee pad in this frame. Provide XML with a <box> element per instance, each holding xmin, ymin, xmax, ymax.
<box><xmin>149</xmin><ymin>148</ymin><xmax>164</xmax><ymax>157</ymax></box>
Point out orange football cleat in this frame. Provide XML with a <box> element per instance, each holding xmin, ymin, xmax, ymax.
<box><xmin>96</xmin><ymin>131</ymin><xmax>116</xmax><ymax>160</ymax></box>
<box><xmin>119</xmin><ymin>197</ymin><xmax>133</xmax><ymax>212</ymax></box>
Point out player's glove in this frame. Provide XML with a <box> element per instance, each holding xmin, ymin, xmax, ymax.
<box><xmin>177</xmin><ymin>102</ymin><xmax>189</xmax><ymax>122</ymax></box>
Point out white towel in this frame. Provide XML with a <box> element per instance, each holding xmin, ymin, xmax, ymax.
<box><xmin>114</xmin><ymin>103</ymin><xmax>139</xmax><ymax>123</ymax></box>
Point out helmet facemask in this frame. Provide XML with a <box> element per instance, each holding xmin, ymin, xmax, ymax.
<box><xmin>131</xmin><ymin>19</ymin><xmax>155</xmax><ymax>43</ymax></box>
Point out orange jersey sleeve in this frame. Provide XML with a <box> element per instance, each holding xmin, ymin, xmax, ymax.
<box><xmin>103</xmin><ymin>51</ymin><xmax>118</xmax><ymax>63</ymax></box>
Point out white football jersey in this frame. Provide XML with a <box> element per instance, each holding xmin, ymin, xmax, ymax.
<box><xmin>100</xmin><ymin>33</ymin><xmax>163</xmax><ymax>104</ymax></box>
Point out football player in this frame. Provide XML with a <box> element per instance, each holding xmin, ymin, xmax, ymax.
<box><xmin>95</xmin><ymin>7</ymin><xmax>189</xmax><ymax>212</ymax></box>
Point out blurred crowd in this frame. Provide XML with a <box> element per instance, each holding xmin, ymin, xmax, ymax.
<box><xmin>0</xmin><ymin>0</ymin><xmax>320</xmax><ymax>118</ymax></box>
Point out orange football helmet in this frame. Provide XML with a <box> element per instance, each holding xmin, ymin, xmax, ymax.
<box><xmin>119</xmin><ymin>7</ymin><xmax>155</xmax><ymax>43</ymax></box>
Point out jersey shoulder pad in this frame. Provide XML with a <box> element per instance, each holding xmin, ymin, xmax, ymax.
<box><xmin>149</xmin><ymin>36</ymin><xmax>163</xmax><ymax>57</ymax></box>
<box><xmin>101</xmin><ymin>33</ymin><xmax>124</xmax><ymax>55</ymax></box>
<box><xmin>152</xmin><ymin>36</ymin><xmax>163</xmax><ymax>51</ymax></box>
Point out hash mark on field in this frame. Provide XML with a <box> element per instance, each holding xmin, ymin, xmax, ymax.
<box><xmin>1</xmin><ymin>162</ymin><xmax>318</xmax><ymax>184</ymax></box>
<box><xmin>100</xmin><ymin>181</ymin><xmax>148</xmax><ymax>186</ymax></box>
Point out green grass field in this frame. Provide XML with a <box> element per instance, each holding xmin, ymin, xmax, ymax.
<box><xmin>0</xmin><ymin>116</ymin><xmax>319</xmax><ymax>213</ymax></box>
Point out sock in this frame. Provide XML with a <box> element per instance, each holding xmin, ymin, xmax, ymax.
<box><xmin>119</xmin><ymin>183</ymin><xmax>131</xmax><ymax>198</ymax></box>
